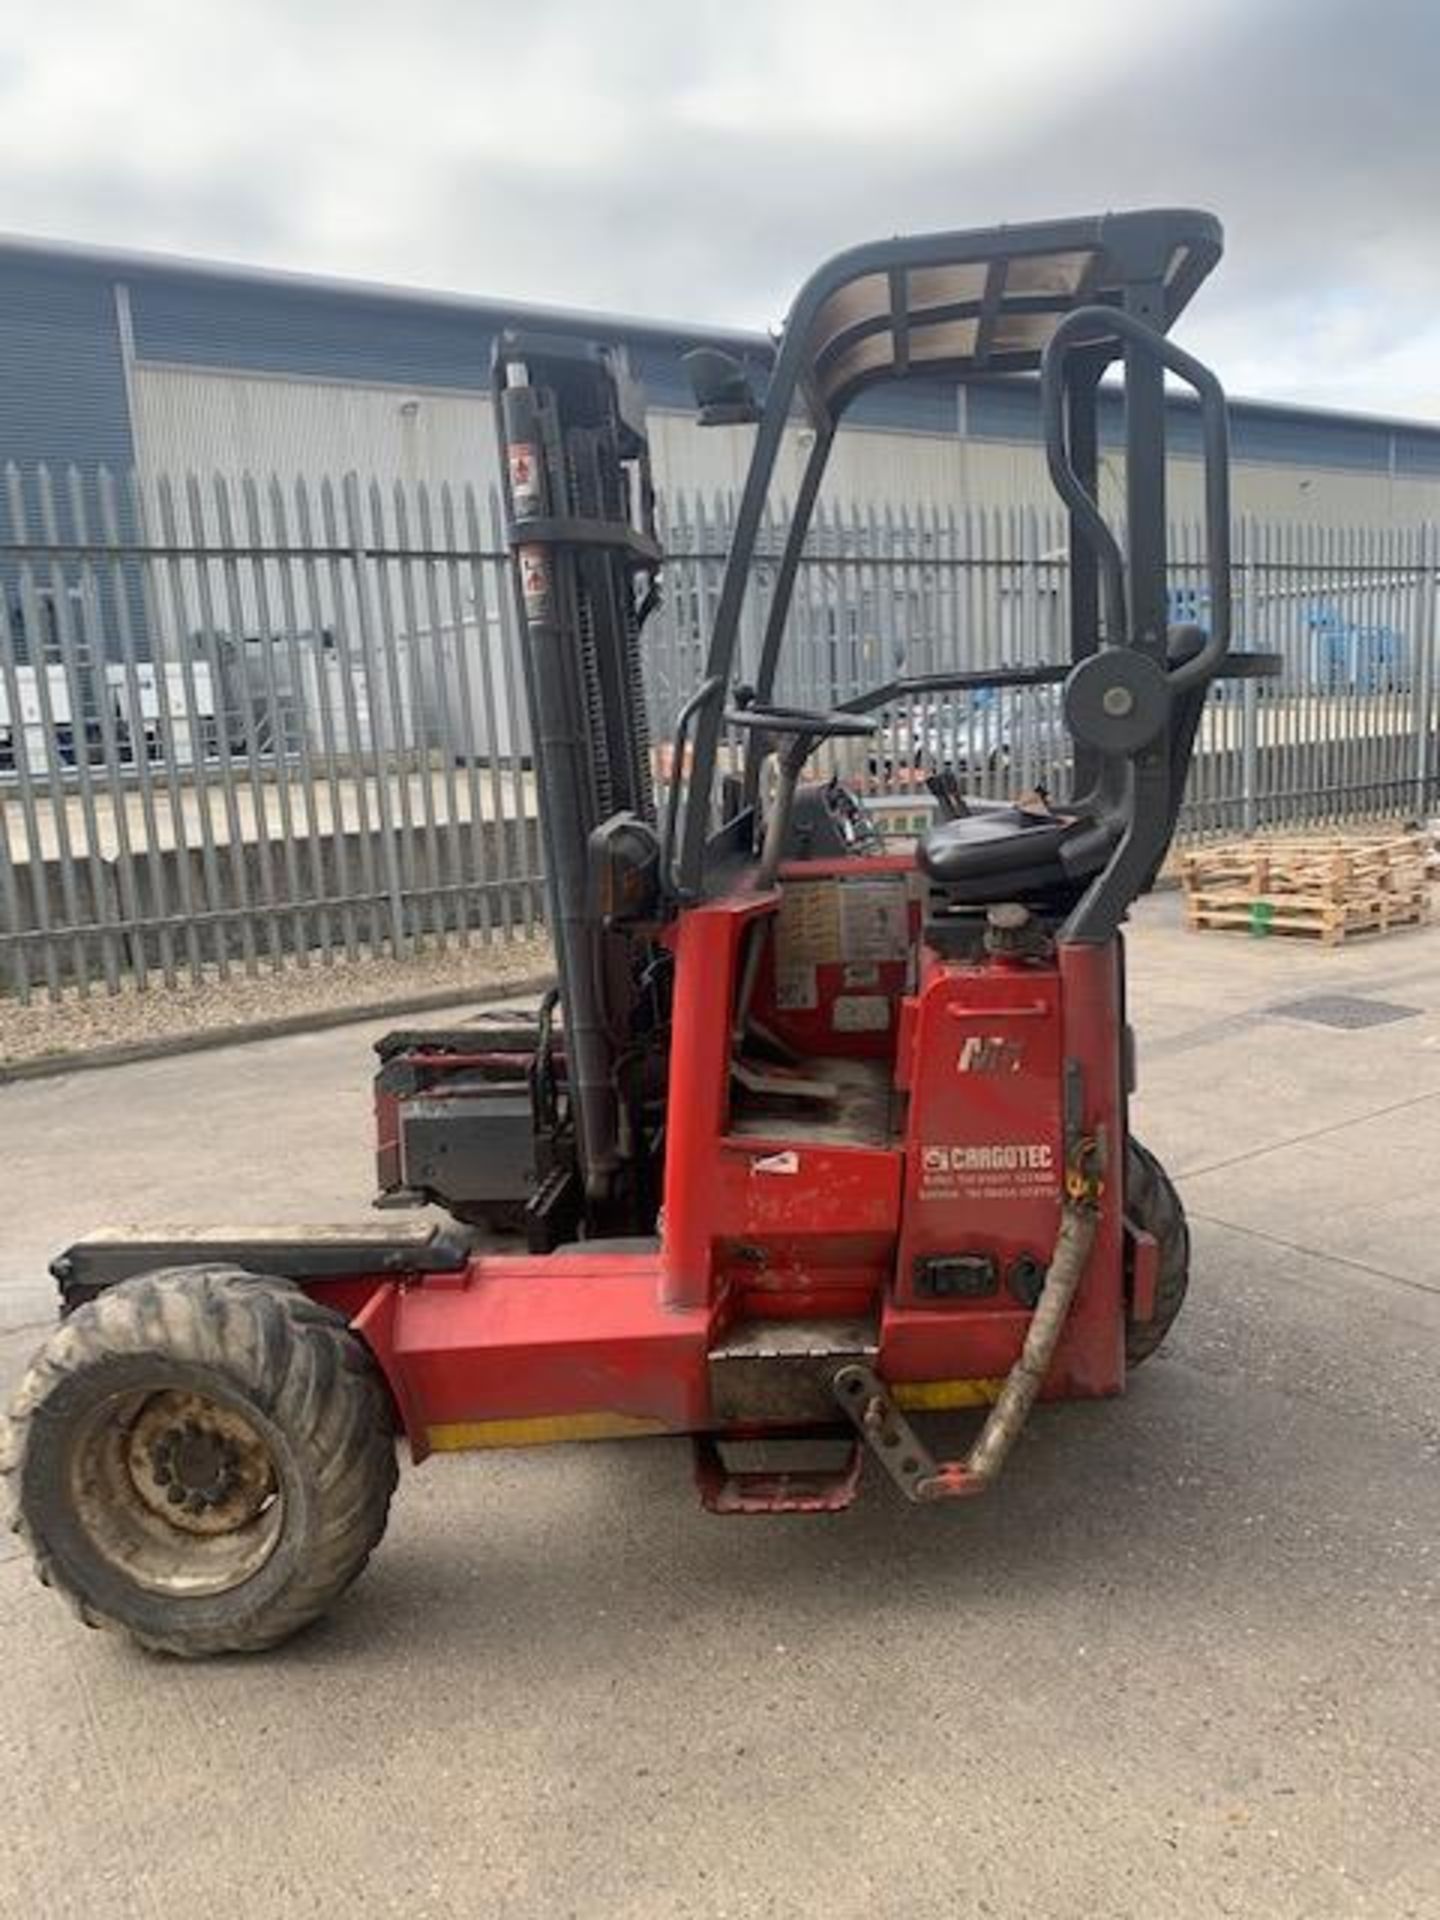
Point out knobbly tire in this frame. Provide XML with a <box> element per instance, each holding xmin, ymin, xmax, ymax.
<box><xmin>0</xmin><ymin>1266</ymin><xmax>398</xmax><ymax>1657</ymax></box>
<box><xmin>1124</xmin><ymin>1137</ymin><xmax>1190</xmax><ymax>1367</ymax></box>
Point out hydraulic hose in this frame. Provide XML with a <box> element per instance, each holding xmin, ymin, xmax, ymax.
<box><xmin>933</xmin><ymin>1197</ymin><xmax>1099</xmax><ymax>1494</ymax></box>
<box><xmin>834</xmin><ymin>1153</ymin><xmax>1104</xmax><ymax>1502</ymax></box>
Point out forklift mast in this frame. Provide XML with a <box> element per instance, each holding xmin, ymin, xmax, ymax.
<box><xmin>493</xmin><ymin>334</ymin><xmax>666</xmax><ymax>1225</ymax></box>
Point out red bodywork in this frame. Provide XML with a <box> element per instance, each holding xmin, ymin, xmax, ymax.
<box><xmin>314</xmin><ymin>850</ymin><xmax>1131</xmax><ymax>1471</ymax></box>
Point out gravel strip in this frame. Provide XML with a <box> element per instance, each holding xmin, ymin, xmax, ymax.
<box><xmin>0</xmin><ymin>934</ymin><xmax>554</xmax><ymax>1070</ymax></box>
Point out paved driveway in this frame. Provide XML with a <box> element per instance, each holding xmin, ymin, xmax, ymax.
<box><xmin>2</xmin><ymin>892</ymin><xmax>1437</xmax><ymax>1918</ymax></box>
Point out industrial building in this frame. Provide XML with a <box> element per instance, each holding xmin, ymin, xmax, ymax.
<box><xmin>2</xmin><ymin>229</ymin><xmax>1436</xmax><ymax>1002</ymax></box>
<box><xmin>3</xmin><ymin>231</ymin><xmax>1440</xmax><ymax>526</ymax></box>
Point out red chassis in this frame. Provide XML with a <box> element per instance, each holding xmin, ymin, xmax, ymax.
<box><xmin>310</xmin><ymin>852</ymin><xmax>1144</xmax><ymax>1489</ymax></box>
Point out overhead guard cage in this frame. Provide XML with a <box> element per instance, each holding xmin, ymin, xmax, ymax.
<box><xmin>674</xmin><ymin>208</ymin><xmax>1226</xmax><ymax>897</ymax></box>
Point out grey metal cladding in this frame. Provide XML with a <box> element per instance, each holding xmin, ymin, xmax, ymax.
<box><xmin>2</xmin><ymin>239</ymin><xmax>1440</xmax><ymax>477</ymax></box>
<box><xmin>967</xmin><ymin>376</ymin><xmax>1415</xmax><ymax>477</ymax></box>
<box><xmin>130</xmin><ymin>274</ymin><xmax>497</xmax><ymax>391</ymax></box>
<box><xmin>0</xmin><ymin>258</ymin><xmax>135</xmax><ymax>477</ymax></box>
<box><xmin>125</xmin><ymin>276</ymin><xmax>732</xmax><ymax>415</ymax></box>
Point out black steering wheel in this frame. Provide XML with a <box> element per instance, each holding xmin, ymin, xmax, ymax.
<box><xmin>725</xmin><ymin>702</ymin><xmax>877</xmax><ymax>741</ymax></box>
<box><xmin>727</xmin><ymin>704</ymin><xmax>879</xmax><ymax>885</ymax></box>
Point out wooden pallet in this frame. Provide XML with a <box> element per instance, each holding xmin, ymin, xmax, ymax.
<box><xmin>1180</xmin><ymin>832</ymin><xmax>1426</xmax><ymax>899</ymax></box>
<box><xmin>1180</xmin><ymin>829</ymin><xmax>1431</xmax><ymax>944</ymax></box>
<box><xmin>1185</xmin><ymin>887</ymin><xmax>1429</xmax><ymax>945</ymax></box>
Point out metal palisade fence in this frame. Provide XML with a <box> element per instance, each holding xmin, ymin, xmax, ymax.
<box><xmin>0</xmin><ymin>463</ymin><xmax>542</xmax><ymax>1002</ymax></box>
<box><xmin>1</xmin><ymin>462</ymin><xmax>1438</xmax><ymax>1002</ymax></box>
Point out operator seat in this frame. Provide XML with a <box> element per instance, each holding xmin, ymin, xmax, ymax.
<box><xmin>918</xmin><ymin>627</ymin><xmax>1209</xmax><ymax>906</ymax></box>
<box><xmin>918</xmin><ymin>800</ymin><xmax>1112</xmax><ymax>906</ymax></box>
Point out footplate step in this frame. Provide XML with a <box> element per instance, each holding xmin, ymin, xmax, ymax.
<box><xmin>692</xmin><ymin>1431</ymin><xmax>863</xmax><ymax>1514</ymax></box>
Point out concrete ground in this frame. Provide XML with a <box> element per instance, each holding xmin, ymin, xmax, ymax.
<box><xmin>1</xmin><ymin>891</ymin><xmax>1438</xmax><ymax>1918</ymax></box>
<box><xmin>0</xmin><ymin>930</ymin><xmax>552</xmax><ymax>1071</ymax></box>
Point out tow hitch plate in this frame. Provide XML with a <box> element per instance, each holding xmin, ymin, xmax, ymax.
<box><xmin>833</xmin><ymin>1363</ymin><xmax>985</xmax><ymax>1503</ymax></box>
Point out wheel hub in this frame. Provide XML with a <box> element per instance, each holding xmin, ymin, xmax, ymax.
<box><xmin>125</xmin><ymin>1393</ymin><xmax>277</xmax><ymax>1537</ymax></box>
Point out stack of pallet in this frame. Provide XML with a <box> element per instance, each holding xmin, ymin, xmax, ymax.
<box><xmin>1180</xmin><ymin>829</ymin><xmax>1430</xmax><ymax>945</ymax></box>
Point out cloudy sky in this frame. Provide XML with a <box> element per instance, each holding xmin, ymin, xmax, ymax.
<box><xmin>1</xmin><ymin>0</ymin><xmax>1437</xmax><ymax>418</ymax></box>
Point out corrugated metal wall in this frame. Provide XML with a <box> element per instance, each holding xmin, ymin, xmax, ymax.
<box><xmin>130</xmin><ymin>366</ymin><xmax>498</xmax><ymax>495</ymax></box>
<box><xmin>0</xmin><ymin>261</ymin><xmax>135</xmax><ymax>479</ymax></box>
<box><xmin>130</xmin><ymin>361</ymin><xmax>1440</xmax><ymax>531</ymax></box>
<box><xmin>6</xmin><ymin>244</ymin><xmax>1440</xmax><ymax>531</ymax></box>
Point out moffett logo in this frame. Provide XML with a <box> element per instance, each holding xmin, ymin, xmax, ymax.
<box><xmin>957</xmin><ymin>1035</ymin><xmax>1024</xmax><ymax>1074</ymax></box>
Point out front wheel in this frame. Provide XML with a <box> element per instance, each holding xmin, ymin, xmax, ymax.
<box><xmin>1</xmin><ymin>1266</ymin><xmax>397</xmax><ymax>1656</ymax></box>
<box><xmin>1124</xmin><ymin>1138</ymin><xmax>1190</xmax><ymax>1367</ymax></box>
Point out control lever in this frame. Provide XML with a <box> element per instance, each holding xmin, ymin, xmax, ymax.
<box><xmin>925</xmin><ymin>769</ymin><xmax>969</xmax><ymax>820</ymax></box>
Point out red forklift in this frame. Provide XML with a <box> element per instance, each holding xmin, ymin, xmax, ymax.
<box><xmin>3</xmin><ymin>209</ymin><xmax>1268</xmax><ymax>1656</ymax></box>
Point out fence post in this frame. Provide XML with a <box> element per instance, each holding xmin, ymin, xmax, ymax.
<box><xmin>0</xmin><ymin>575</ymin><xmax>40</xmax><ymax>1002</ymax></box>
<box><xmin>1414</xmin><ymin>522</ymin><xmax>1437</xmax><ymax>821</ymax></box>
<box><xmin>340</xmin><ymin>472</ymin><xmax>408</xmax><ymax>958</ymax></box>
<box><xmin>1238</xmin><ymin>517</ymin><xmax>1259</xmax><ymax>835</ymax></box>
<box><xmin>363</xmin><ymin>477</ymin><xmax>424</xmax><ymax>946</ymax></box>
<box><xmin>0</xmin><ymin>498</ymin><xmax>55</xmax><ymax>1002</ymax></box>
<box><xmin>1240</xmin><ymin>680</ymin><xmax>1259</xmax><ymax>836</ymax></box>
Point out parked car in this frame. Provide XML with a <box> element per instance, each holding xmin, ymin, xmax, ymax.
<box><xmin>869</xmin><ymin>683</ymin><xmax>1065</xmax><ymax>789</ymax></box>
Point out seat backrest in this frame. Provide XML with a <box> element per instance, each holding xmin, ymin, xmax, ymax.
<box><xmin>1143</xmin><ymin>624</ymin><xmax>1210</xmax><ymax>886</ymax></box>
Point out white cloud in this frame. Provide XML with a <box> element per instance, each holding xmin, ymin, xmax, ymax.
<box><xmin>0</xmin><ymin>0</ymin><xmax>1437</xmax><ymax>417</ymax></box>
<box><xmin>668</xmin><ymin>0</ymin><xmax>1215</xmax><ymax>142</ymax></box>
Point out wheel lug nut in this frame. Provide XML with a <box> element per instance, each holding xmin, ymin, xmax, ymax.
<box><xmin>153</xmin><ymin>1466</ymin><xmax>172</xmax><ymax>1488</ymax></box>
<box><xmin>186</xmin><ymin>1494</ymin><xmax>207</xmax><ymax>1516</ymax></box>
<box><xmin>165</xmin><ymin>1484</ymin><xmax>187</xmax><ymax>1506</ymax></box>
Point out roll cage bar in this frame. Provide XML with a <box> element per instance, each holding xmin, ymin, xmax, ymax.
<box><xmin>671</xmin><ymin>208</ymin><xmax>1235</xmax><ymax>927</ymax></box>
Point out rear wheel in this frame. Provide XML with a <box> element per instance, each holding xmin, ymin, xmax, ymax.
<box><xmin>1124</xmin><ymin>1138</ymin><xmax>1190</xmax><ymax>1367</ymax></box>
<box><xmin>1</xmin><ymin>1266</ymin><xmax>397</xmax><ymax>1656</ymax></box>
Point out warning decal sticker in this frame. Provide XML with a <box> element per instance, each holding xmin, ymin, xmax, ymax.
<box><xmin>836</xmin><ymin>877</ymin><xmax>909</xmax><ymax>965</ymax></box>
<box><xmin>834</xmin><ymin>995</ymin><xmax>892</xmax><ymax>1032</ymax></box>
<box><xmin>773</xmin><ymin>874</ymin><xmax>910</xmax><ymax>1016</ymax></box>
